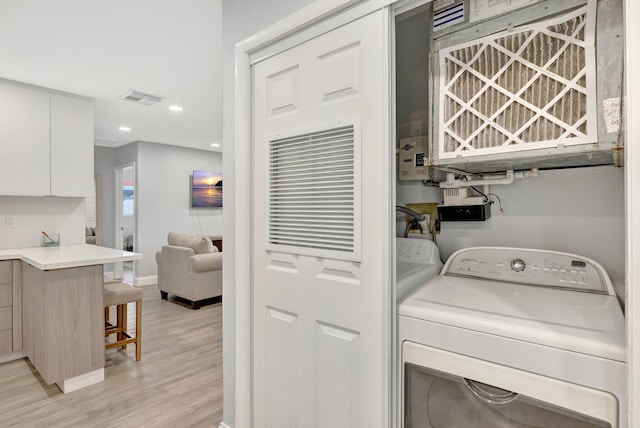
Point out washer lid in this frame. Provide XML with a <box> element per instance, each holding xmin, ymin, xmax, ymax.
<box><xmin>396</xmin><ymin>238</ymin><xmax>443</xmax><ymax>301</ymax></box>
<box><xmin>398</xmin><ymin>275</ymin><xmax>626</xmax><ymax>362</ymax></box>
<box><xmin>396</xmin><ymin>262</ymin><xmax>442</xmax><ymax>301</ymax></box>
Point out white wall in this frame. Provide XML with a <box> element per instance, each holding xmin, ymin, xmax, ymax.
<box><xmin>137</xmin><ymin>141</ymin><xmax>222</xmax><ymax>278</ymax></box>
<box><xmin>221</xmin><ymin>0</ymin><xmax>316</xmax><ymax>426</ymax></box>
<box><xmin>122</xmin><ymin>166</ymin><xmax>135</xmax><ymax>246</ymax></box>
<box><xmin>96</xmin><ymin>141</ymin><xmax>221</xmax><ymax>279</ymax></box>
<box><xmin>0</xmin><ymin>196</ymin><xmax>85</xmax><ymax>249</ymax></box>
<box><xmin>94</xmin><ymin>143</ymin><xmax>138</xmax><ymax>252</ymax></box>
<box><xmin>395</xmin><ymin>6</ymin><xmax>430</xmax><ymax>139</ymax></box>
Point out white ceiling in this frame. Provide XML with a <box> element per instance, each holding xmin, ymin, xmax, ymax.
<box><xmin>0</xmin><ymin>0</ymin><xmax>223</xmax><ymax>152</ymax></box>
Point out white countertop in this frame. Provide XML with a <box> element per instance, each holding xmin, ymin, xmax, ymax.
<box><xmin>0</xmin><ymin>244</ymin><xmax>142</xmax><ymax>270</ymax></box>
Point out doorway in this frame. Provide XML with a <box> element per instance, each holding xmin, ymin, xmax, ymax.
<box><xmin>85</xmin><ymin>173</ymin><xmax>103</xmax><ymax>246</ymax></box>
<box><xmin>114</xmin><ymin>163</ymin><xmax>136</xmax><ymax>283</ymax></box>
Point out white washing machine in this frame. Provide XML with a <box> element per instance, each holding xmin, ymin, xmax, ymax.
<box><xmin>397</xmin><ymin>247</ymin><xmax>627</xmax><ymax>428</ymax></box>
<box><xmin>396</xmin><ymin>237</ymin><xmax>443</xmax><ymax>301</ymax></box>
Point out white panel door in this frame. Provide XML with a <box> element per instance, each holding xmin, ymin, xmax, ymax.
<box><xmin>252</xmin><ymin>10</ymin><xmax>388</xmax><ymax>428</ymax></box>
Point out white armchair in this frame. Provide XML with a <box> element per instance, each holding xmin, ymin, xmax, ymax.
<box><xmin>155</xmin><ymin>232</ymin><xmax>222</xmax><ymax>309</ymax></box>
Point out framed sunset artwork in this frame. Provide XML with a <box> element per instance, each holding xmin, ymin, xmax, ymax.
<box><xmin>192</xmin><ymin>170</ymin><xmax>223</xmax><ymax>208</ymax></box>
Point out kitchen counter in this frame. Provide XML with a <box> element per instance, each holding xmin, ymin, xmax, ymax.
<box><xmin>0</xmin><ymin>244</ymin><xmax>142</xmax><ymax>270</ymax></box>
<box><xmin>0</xmin><ymin>244</ymin><xmax>143</xmax><ymax>393</ymax></box>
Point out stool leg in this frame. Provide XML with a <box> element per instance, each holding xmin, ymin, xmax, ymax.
<box><xmin>117</xmin><ymin>304</ymin><xmax>124</xmax><ymax>345</ymax></box>
<box><xmin>135</xmin><ymin>299</ymin><xmax>142</xmax><ymax>361</ymax></box>
<box><xmin>122</xmin><ymin>303</ymin><xmax>129</xmax><ymax>349</ymax></box>
<box><xmin>104</xmin><ymin>307</ymin><xmax>109</xmax><ymax>323</ymax></box>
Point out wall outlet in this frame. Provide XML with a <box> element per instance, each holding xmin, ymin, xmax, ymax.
<box><xmin>5</xmin><ymin>216</ymin><xmax>15</xmax><ymax>228</ymax></box>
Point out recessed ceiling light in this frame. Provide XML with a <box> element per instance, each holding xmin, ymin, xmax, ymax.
<box><xmin>210</xmin><ymin>143</ymin><xmax>220</xmax><ymax>148</ymax></box>
<box><xmin>169</xmin><ymin>105</ymin><xmax>183</xmax><ymax>112</ymax></box>
<box><xmin>119</xmin><ymin>126</ymin><xmax>132</xmax><ymax>132</ymax></box>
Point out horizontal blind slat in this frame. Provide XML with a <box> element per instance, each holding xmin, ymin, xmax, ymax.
<box><xmin>269</xmin><ymin>123</ymin><xmax>356</xmax><ymax>256</ymax></box>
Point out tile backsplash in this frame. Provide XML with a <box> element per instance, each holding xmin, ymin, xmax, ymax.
<box><xmin>0</xmin><ymin>196</ymin><xmax>86</xmax><ymax>249</ymax></box>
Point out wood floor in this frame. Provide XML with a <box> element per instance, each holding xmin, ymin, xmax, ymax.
<box><xmin>0</xmin><ymin>284</ymin><xmax>223</xmax><ymax>427</ymax></box>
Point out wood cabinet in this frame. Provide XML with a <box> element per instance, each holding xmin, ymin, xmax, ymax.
<box><xmin>209</xmin><ymin>235</ymin><xmax>223</xmax><ymax>252</ymax></box>
<box><xmin>0</xmin><ymin>261</ymin><xmax>12</xmax><ymax>354</ymax></box>
<box><xmin>22</xmin><ymin>262</ymin><xmax>103</xmax><ymax>385</ymax></box>
<box><xmin>0</xmin><ymin>79</ymin><xmax>94</xmax><ymax>197</ymax></box>
<box><xmin>0</xmin><ymin>261</ymin><xmax>21</xmax><ymax>356</ymax></box>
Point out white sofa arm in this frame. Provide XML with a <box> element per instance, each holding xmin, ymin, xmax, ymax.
<box><xmin>189</xmin><ymin>252</ymin><xmax>223</xmax><ymax>273</ymax></box>
<box><xmin>158</xmin><ymin>245</ymin><xmax>196</xmax><ymax>267</ymax></box>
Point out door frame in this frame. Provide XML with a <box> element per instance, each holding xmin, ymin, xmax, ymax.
<box><xmin>232</xmin><ymin>1</ymin><xmax>397</xmax><ymax>427</ymax></box>
<box><xmin>625</xmin><ymin>0</ymin><xmax>640</xmax><ymax>426</ymax></box>
<box><xmin>95</xmin><ymin>173</ymin><xmax>103</xmax><ymax>246</ymax></box>
<box><xmin>113</xmin><ymin>162</ymin><xmax>135</xmax><ymax>280</ymax></box>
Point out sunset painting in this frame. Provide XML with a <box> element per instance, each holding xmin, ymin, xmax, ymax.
<box><xmin>192</xmin><ymin>170</ymin><xmax>223</xmax><ymax>208</ymax></box>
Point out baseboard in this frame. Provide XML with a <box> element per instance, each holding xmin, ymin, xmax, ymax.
<box><xmin>218</xmin><ymin>422</ymin><xmax>232</xmax><ymax>428</ymax></box>
<box><xmin>134</xmin><ymin>275</ymin><xmax>157</xmax><ymax>287</ymax></box>
<box><xmin>56</xmin><ymin>368</ymin><xmax>104</xmax><ymax>393</ymax></box>
<box><xmin>0</xmin><ymin>351</ymin><xmax>25</xmax><ymax>364</ymax></box>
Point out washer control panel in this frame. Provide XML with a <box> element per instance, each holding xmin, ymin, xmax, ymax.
<box><xmin>444</xmin><ymin>247</ymin><xmax>612</xmax><ymax>295</ymax></box>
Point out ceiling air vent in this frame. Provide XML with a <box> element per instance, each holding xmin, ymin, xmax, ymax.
<box><xmin>120</xmin><ymin>90</ymin><xmax>163</xmax><ymax>106</ymax></box>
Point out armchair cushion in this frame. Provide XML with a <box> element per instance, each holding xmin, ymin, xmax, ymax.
<box><xmin>167</xmin><ymin>232</ymin><xmax>216</xmax><ymax>254</ymax></box>
<box><xmin>190</xmin><ymin>253</ymin><xmax>223</xmax><ymax>272</ymax></box>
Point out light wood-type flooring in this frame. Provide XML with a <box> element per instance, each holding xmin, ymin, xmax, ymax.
<box><xmin>0</xmin><ymin>284</ymin><xmax>223</xmax><ymax>427</ymax></box>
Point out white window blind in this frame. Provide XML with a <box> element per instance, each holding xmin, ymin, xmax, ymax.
<box><xmin>267</xmin><ymin>119</ymin><xmax>361</xmax><ymax>261</ymax></box>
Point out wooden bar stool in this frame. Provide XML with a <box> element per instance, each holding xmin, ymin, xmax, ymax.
<box><xmin>104</xmin><ymin>282</ymin><xmax>143</xmax><ymax>361</ymax></box>
<box><xmin>103</xmin><ymin>277</ymin><xmax>121</xmax><ymax>323</ymax></box>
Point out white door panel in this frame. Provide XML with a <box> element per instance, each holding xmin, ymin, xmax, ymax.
<box><xmin>253</xmin><ymin>10</ymin><xmax>388</xmax><ymax>428</ymax></box>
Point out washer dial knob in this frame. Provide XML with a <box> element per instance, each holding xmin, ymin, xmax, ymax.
<box><xmin>511</xmin><ymin>258</ymin><xmax>526</xmax><ymax>272</ymax></box>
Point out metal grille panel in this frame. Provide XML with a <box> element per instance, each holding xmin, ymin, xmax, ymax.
<box><xmin>437</xmin><ymin>4</ymin><xmax>596</xmax><ymax>159</ymax></box>
<box><xmin>268</xmin><ymin>121</ymin><xmax>360</xmax><ymax>260</ymax></box>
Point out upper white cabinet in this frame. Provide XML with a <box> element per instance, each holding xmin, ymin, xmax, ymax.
<box><xmin>51</xmin><ymin>93</ymin><xmax>94</xmax><ymax>197</ymax></box>
<box><xmin>0</xmin><ymin>79</ymin><xmax>94</xmax><ymax>197</ymax></box>
<box><xmin>0</xmin><ymin>80</ymin><xmax>51</xmax><ymax>196</ymax></box>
